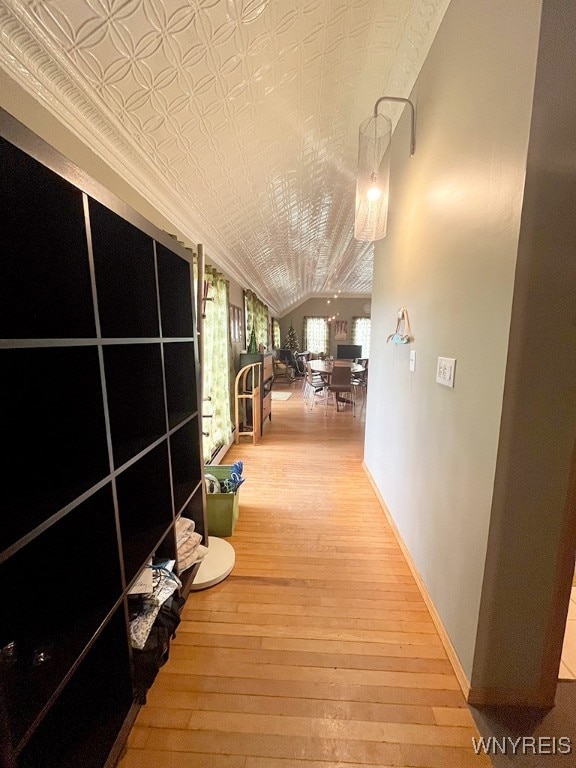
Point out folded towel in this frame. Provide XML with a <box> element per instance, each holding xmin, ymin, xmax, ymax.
<box><xmin>179</xmin><ymin>553</ymin><xmax>196</xmax><ymax>571</ymax></box>
<box><xmin>176</xmin><ymin>516</ymin><xmax>195</xmax><ymax>532</ymax></box>
<box><xmin>175</xmin><ymin>517</ymin><xmax>195</xmax><ymax>541</ymax></box>
<box><xmin>175</xmin><ymin>518</ymin><xmax>197</xmax><ymax>547</ymax></box>
<box><xmin>178</xmin><ymin>542</ymin><xmax>209</xmax><ymax>573</ymax></box>
<box><xmin>178</xmin><ymin>531</ymin><xmax>202</xmax><ymax>555</ymax></box>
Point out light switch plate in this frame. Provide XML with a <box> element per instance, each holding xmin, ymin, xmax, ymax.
<box><xmin>436</xmin><ymin>357</ymin><xmax>456</xmax><ymax>387</ymax></box>
<box><xmin>409</xmin><ymin>350</ymin><xmax>416</xmax><ymax>372</ymax></box>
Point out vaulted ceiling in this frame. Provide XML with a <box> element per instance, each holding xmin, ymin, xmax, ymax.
<box><xmin>0</xmin><ymin>0</ymin><xmax>450</xmax><ymax>315</ymax></box>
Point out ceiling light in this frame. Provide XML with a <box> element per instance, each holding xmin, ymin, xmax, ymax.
<box><xmin>354</xmin><ymin>96</ymin><xmax>416</xmax><ymax>242</ymax></box>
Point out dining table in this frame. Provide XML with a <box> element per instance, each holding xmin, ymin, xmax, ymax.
<box><xmin>309</xmin><ymin>359</ymin><xmax>365</xmax><ymax>377</ymax></box>
<box><xmin>308</xmin><ymin>359</ymin><xmax>365</xmax><ymax>412</ymax></box>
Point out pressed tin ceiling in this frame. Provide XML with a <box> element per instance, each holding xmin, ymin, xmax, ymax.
<box><xmin>0</xmin><ymin>0</ymin><xmax>450</xmax><ymax>316</ymax></box>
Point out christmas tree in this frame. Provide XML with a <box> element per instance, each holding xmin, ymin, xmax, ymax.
<box><xmin>283</xmin><ymin>322</ymin><xmax>299</xmax><ymax>350</ymax></box>
<box><xmin>247</xmin><ymin>326</ymin><xmax>258</xmax><ymax>353</ymax></box>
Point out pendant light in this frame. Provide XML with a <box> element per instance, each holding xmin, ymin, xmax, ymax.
<box><xmin>354</xmin><ymin>96</ymin><xmax>416</xmax><ymax>242</ymax></box>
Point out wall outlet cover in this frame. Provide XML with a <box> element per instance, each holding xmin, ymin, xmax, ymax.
<box><xmin>436</xmin><ymin>356</ymin><xmax>456</xmax><ymax>387</ymax></box>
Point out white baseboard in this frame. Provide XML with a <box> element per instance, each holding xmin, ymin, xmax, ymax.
<box><xmin>209</xmin><ymin>436</ymin><xmax>235</xmax><ymax>466</ymax></box>
<box><xmin>362</xmin><ymin>461</ymin><xmax>472</xmax><ymax>700</ymax></box>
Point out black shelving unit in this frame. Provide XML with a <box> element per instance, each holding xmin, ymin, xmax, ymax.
<box><xmin>0</xmin><ymin>109</ymin><xmax>206</xmax><ymax>767</ymax></box>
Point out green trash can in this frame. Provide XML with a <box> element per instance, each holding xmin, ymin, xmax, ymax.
<box><xmin>205</xmin><ymin>465</ymin><xmax>241</xmax><ymax>537</ymax></box>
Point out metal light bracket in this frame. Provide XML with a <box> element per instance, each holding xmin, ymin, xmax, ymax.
<box><xmin>373</xmin><ymin>96</ymin><xmax>416</xmax><ymax>156</ymax></box>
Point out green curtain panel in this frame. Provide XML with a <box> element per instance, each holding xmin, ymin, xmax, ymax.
<box><xmin>202</xmin><ymin>266</ymin><xmax>234</xmax><ymax>461</ymax></box>
<box><xmin>244</xmin><ymin>289</ymin><xmax>269</xmax><ymax>349</ymax></box>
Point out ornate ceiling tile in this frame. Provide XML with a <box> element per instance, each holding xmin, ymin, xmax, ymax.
<box><xmin>0</xmin><ymin>0</ymin><xmax>451</xmax><ymax>315</ymax></box>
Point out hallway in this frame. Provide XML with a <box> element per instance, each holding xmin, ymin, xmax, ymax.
<box><xmin>119</xmin><ymin>385</ymin><xmax>490</xmax><ymax>768</ymax></box>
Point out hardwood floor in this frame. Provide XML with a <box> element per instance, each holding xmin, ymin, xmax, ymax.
<box><xmin>118</xmin><ymin>383</ymin><xmax>491</xmax><ymax>768</ymax></box>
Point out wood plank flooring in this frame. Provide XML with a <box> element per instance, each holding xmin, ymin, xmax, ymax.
<box><xmin>118</xmin><ymin>384</ymin><xmax>490</xmax><ymax>768</ymax></box>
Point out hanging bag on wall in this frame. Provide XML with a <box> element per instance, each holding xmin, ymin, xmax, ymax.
<box><xmin>387</xmin><ymin>307</ymin><xmax>412</xmax><ymax>344</ymax></box>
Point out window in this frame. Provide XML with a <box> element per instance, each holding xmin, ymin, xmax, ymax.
<box><xmin>303</xmin><ymin>316</ymin><xmax>329</xmax><ymax>355</ymax></box>
<box><xmin>272</xmin><ymin>318</ymin><xmax>281</xmax><ymax>349</ymax></box>
<box><xmin>229</xmin><ymin>304</ymin><xmax>242</xmax><ymax>343</ymax></box>
<box><xmin>352</xmin><ymin>317</ymin><xmax>371</xmax><ymax>357</ymax></box>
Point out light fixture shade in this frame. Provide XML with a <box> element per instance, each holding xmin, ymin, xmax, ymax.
<box><xmin>354</xmin><ymin>113</ymin><xmax>392</xmax><ymax>242</ymax></box>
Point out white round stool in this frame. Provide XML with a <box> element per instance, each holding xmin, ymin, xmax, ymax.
<box><xmin>188</xmin><ymin>536</ymin><xmax>235</xmax><ymax>590</ymax></box>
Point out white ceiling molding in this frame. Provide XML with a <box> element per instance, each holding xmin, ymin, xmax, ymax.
<box><xmin>0</xmin><ymin>0</ymin><xmax>451</xmax><ymax>315</ymax></box>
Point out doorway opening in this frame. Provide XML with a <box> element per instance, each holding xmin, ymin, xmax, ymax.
<box><xmin>559</xmin><ymin>561</ymin><xmax>576</xmax><ymax>679</ymax></box>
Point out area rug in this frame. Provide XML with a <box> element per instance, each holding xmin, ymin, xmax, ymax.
<box><xmin>271</xmin><ymin>391</ymin><xmax>292</xmax><ymax>401</ymax></box>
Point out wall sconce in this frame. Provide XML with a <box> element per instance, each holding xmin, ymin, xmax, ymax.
<box><xmin>354</xmin><ymin>96</ymin><xmax>416</xmax><ymax>242</ymax></box>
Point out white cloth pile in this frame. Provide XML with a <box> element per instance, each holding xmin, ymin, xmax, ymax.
<box><xmin>176</xmin><ymin>517</ymin><xmax>208</xmax><ymax>572</ymax></box>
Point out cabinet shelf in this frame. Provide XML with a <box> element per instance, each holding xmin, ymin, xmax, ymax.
<box><xmin>0</xmin><ymin>112</ymin><xmax>205</xmax><ymax>768</ymax></box>
<box><xmin>170</xmin><ymin>417</ymin><xmax>203</xmax><ymax>514</ymax></box>
<box><xmin>103</xmin><ymin>343</ymin><xmax>166</xmax><ymax>468</ymax></box>
<box><xmin>115</xmin><ymin>440</ymin><xmax>174</xmax><ymax>585</ymax></box>
<box><xmin>90</xmin><ymin>199</ymin><xmax>160</xmax><ymax>339</ymax></box>
<box><xmin>0</xmin><ymin>486</ymin><xmax>122</xmax><ymax>745</ymax></box>
<box><xmin>1</xmin><ymin>346</ymin><xmax>109</xmax><ymax>552</ymax></box>
<box><xmin>163</xmin><ymin>341</ymin><xmax>198</xmax><ymax>429</ymax></box>
<box><xmin>0</xmin><ymin>136</ymin><xmax>95</xmax><ymax>340</ymax></box>
<box><xmin>156</xmin><ymin>243</ymin><xmax>194</xmax><ymax>338</ymax></box>
<box><xmin>16</xmin><ymin>607</ymin><xmax>133</xmax><ymax>768</ymax></box>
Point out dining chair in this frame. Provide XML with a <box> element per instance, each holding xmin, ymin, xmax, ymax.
<box><xmin>303</xmin><ymin>361</ymin><xmax>328</xmax><ymax>409</ymax></box>
<box><xmin>292</xmin><ymin>351</ymin><xmax>306</xmax><ymax>378</ymax></box>
<box><xmin>325</xmin><ymin>362</ymin><xmax>355</xmax><ymax>416</ymax></box>
<box><xmin>291</xmin><ymin>351</ymin><xmax>307</xmax><ymax>395</ymax></box>
<box><xmin>272</xmin><ymin>354</ymin><xmax>292</xmax><ymax>383</ymax></box>
<box><xmin>351</xmin><ymin>359</ymin><xmax>368</xmax><ymax>408</ymax></box>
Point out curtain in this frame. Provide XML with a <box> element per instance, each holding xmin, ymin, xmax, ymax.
<box><xmin>202</xmin><ymin>266</ymin><xmax>234</xmax><ymax>461</ymax></box>
<box><xmin>272</xmin><ymin>318</ymin><xmax>281</xmax><ymax>349</ymax></box>
<box><xmin>302</xmin><ymin>316</ymin><xmax>329</xmax><ymax>355</ymax></box>
<box><xmin>351</xmin><ymin>316</ymin><xmax>371</xmax><ymax>357</ymax></box>
<box><xmin>244</xmin><ymin>289</ymin><xmax>269</xmax><ymax>348</ymax></box>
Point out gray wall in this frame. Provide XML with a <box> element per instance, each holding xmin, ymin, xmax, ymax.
<box><xmin>472</xmin><ymin>0</ymin><xmax>576</xmax><ymax>698</ymax></box>
<box><xmin>279</xmin><ymin>297</ymin><xmax>370</xmax><ymax>357</ymax></box>
<box><xmin>364</xmin><ymin>0</ymin><xmax>542</xmax><ymax>682</ymax></box>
